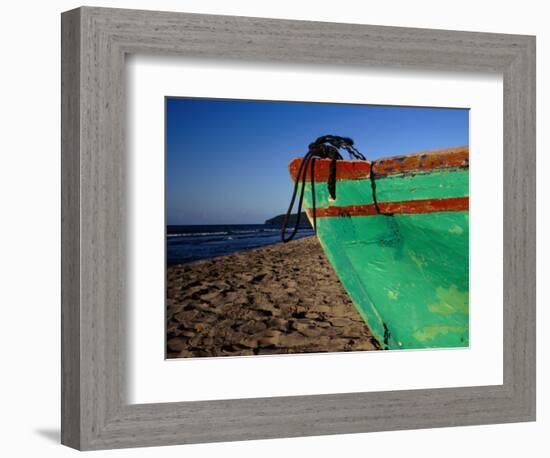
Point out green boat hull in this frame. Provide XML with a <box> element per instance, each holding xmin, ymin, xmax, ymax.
<box><xmin>289</xmin><ymin>147</ymin><xmax>469</xmax><ymax>350</ymax></box>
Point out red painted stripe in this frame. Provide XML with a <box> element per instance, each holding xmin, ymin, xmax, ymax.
<box><xmin>307</xmin><ymin>197</ymin><xmax>469</xmax><ymax>218</ymax></box>
<box><xmin>288</xmin><ymin>146</ymin><xmax>468</xmax><ymax>183</ymax></box>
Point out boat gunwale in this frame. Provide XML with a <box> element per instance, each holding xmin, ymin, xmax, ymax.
<box><xmin>288</xmin><ymin>145</ymin><xmax>469</xmax><ymax>182</ymax></box>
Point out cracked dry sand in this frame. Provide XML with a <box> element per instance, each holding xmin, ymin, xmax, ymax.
<box><xmin>167</xmin><ymin>236</ymin><xmax>381</xmax><ymax>358</ymax></box>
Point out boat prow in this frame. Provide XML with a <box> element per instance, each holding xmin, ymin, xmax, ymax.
<box><xmin>288</xmin><ymin>146</ymin><xmax>469</xmax><ymax>350</ymax></box>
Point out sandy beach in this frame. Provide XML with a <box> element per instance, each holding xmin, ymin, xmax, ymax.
<box><xmin>167</xmin><ymin>236</ymin><xmax>381</xmax><ymax>358</ymax></box>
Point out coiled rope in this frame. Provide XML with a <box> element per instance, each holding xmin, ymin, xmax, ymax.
<box><xmin>281</xmin><ymin>135</ymin><xmax>367</xmax><ymax>243</ymax></box>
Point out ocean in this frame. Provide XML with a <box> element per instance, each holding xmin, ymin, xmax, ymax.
<box><xmin>167</xmin><ymin>224</ymin><xmax>315</xmax><ymax>264</ymax></box>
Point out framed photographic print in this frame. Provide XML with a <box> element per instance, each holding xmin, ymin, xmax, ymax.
<box><xmin>165</xmin><ymin>99</ymin><xmax>469</xmax><ymax>357</ymax></box>
<box><xmin>61</xmin><ymin>6</ymin><xmax>536</xmax><ymax>450</ymax></box>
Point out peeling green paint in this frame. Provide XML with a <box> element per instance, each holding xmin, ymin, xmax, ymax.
<box><xmin>448</xmin><ymin>225</ymin><xmax>464</xmax><ymax>235</ymax></box>
<box><xmin>413</xmin><ymin>324</ymin><xmax>468</xmax><ymax>342</ymax></box>
<box><xmin>427</xmin><ymin>285</ymin><xmax>469</xmax><ymax>316</ymax></box>
<box><xmin>387</xmin><ymin>290</ymin><xmax>399</xmax><ymax>300</ymax></box>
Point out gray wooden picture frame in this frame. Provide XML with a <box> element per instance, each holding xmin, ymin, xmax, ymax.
<box><xmin>61</xmin><ymin>6</ymin><xmax>536</xmax><ymax>451</ymax></box>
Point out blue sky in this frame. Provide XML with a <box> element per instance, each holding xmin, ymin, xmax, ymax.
<box><xmin>166</xmin><ymin>98</ymin><xmax>469</xmax><ymax>225</ymax></box>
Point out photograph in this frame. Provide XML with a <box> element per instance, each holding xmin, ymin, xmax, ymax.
<box><xmin>165</xmin><ymin>98</ymin><xmax>470</xmax><ymax>358</ymax></box>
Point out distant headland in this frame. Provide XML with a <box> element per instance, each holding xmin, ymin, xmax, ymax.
<box><xmin>265</xmin><ymin>212</ymin><xmax>312</xmax><ymax>227</ymax></box>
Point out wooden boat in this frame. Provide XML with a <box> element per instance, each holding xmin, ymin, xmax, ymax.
<box><xmin>288</xmin><ymin>146</ymin><xmax>469</xmax><ymax>350</ymax></box>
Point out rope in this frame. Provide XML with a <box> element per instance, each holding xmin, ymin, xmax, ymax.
<box><xmin>281</xmin><ymin>135</ymin><xmax>367</xmax><ymax>243</ymax></box>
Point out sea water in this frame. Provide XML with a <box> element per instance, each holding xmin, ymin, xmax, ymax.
<box><xmin>167</xmin><ymin>224</ymin><xmax>314</xmax><ymax>264</ymax></box>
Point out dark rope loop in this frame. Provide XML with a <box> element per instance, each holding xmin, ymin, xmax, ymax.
<box><xmin>281</xmin><ymin>135</ymin><xmax>367</xmax><ymax>243</ymax></box>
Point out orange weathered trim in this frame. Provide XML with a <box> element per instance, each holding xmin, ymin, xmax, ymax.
<box><xmin>373</xmin><ymin>146</ymin><xmax>469</xmax><ymax>177</ymax></box>
<box><xmin>288</xmin><ymin>158</ymin><xmax>371</xmax><ymax>182</ymax></box>
<box><xmin>307</xmin><ymin>197</ymin><xmax>469</xmax><ymax>218</ymax></box>
<box><xmin>289</xmin><ymin>146</ymin><xmax>469</xmax><ymax>182</ymax></box>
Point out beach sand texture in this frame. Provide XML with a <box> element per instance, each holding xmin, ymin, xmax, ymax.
<box><xmin>167</xmin><ymin>236</ymin><xmax>381</xmax><ymax>358</ymax></box>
